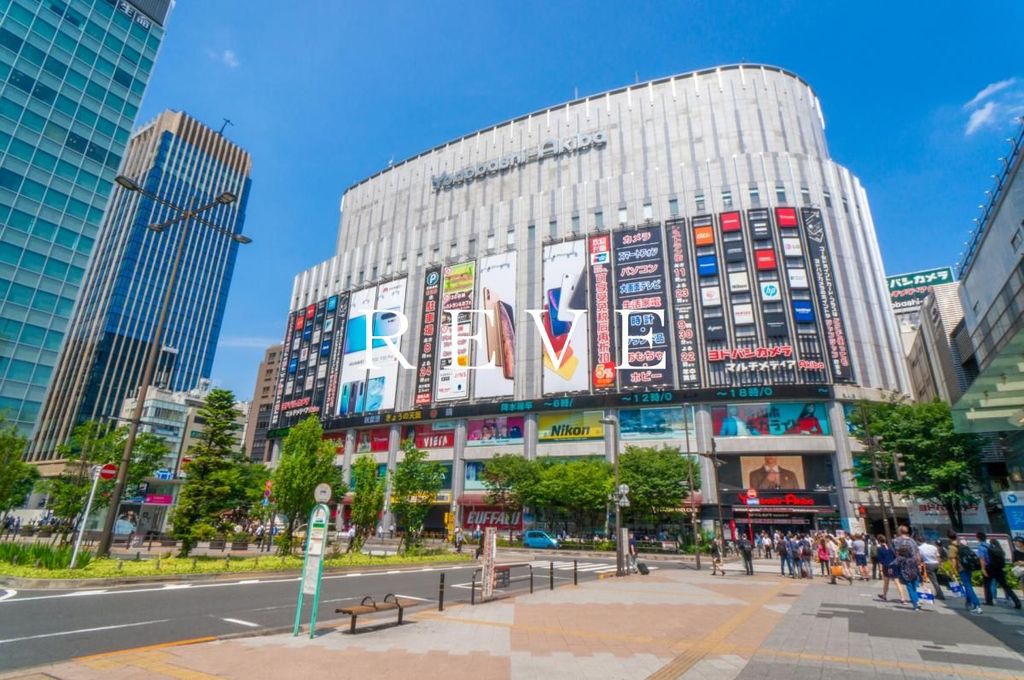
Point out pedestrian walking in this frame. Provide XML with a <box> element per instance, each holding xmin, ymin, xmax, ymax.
<box><xmin>977</xmin><ymin>532</ymin><xmax>1021</xmax><ymax>609</ymax></box>
<box><xmin>876</xmin><ymin>534</ymin><xmax>908</xmax><ymax>604</ymax></box>
<box><xmin>710</xmin><ymin>537</ymin><xmax>724</xmax><ymax>576</ymax></box>
<box><xmin>816</xmin><ymin>537</ymin><xmax>830</xmax><ymax>577</ymax></box>
<box><xmin>778</xmin><ymin>534</ymin><xmax>795</xmax><ymax>577</ymax></box>
<box><xmin>917</xmin><ymin>538</ymin><xmax>946</xmax><ymax>601</ymax></box>
<box><xmin>628</xmin><ymin>532</ymin><xmax>639</xmax><ymax>573</ymax></box>
<box><xmin>454</xmin><ymin>527</ymin><xmax>464</xmax><ymax>553</ymax></box>
<box><xmin>738</xmin><ymin>535</ymin><xmax>754</xmax><ymax>575</ymax></box>
<box><xmin>1011</xmin><ymin>537</ymin><xmax>1024</xmax><ymax>604</ymax></box>
<box><xmin>852</xmin><ymin>534</ymin><xmax>869</xmax><ymax>580</ymax></box>
<box><xmin>389</xmin><ymin>523</ymin><xmax>395</xmax><ymax>539</ymax></box>
<box><xmin>892</xmin><ymin>526</ymin><xmax>924</xmax><ymax>611</ymax></box>
<box><xmin>869</xmin><ymin>536</ymin><xmax>880</xmax><ymax>580</ymax></box>
<box><xmin>947</xmin><ymin>531</ymin><xmax>983</xmax><ymax>614</ymax></box>
<box><xmin>377</xmin><ymin>524</ymin><xmax>383</xmax><ymax>538</ymax></box>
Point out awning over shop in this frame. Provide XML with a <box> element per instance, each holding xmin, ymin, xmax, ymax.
<box><xmin>953</xmin><ymin>327</ymin><xmax>1024</xmax><ymax>434</ymax></box>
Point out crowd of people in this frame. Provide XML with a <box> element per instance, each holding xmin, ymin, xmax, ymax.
<box><xmin>711</xmin><ymin>527</ymin><xmax>1024</xmax><ymax>614</ymax></box>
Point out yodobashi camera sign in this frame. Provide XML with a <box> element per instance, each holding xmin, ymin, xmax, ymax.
<box><xmin>431</xmin><ymin>130</ymin><xmax>607</xmax><ymax>192</ymax></box>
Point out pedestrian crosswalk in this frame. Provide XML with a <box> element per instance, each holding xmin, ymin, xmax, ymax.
<box><xmin>528</xmin><ymin>560</ymin><xmax>659</xmax><ymax>574</ymax></box>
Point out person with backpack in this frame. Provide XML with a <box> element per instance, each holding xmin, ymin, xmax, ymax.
<box><xmin>710</xmin><ymin>536</ymin><xmax>724</xmax><ymax>576</ymax></box>
<box><xmin>738</xmin><ymin>535</ymin><xmax>754</xmax><ymax>575</ymax></box>
<box><xmin>778</xmin><ymin>533</ymin><xmax>794</xmax><ymax>577</ymax></box>
<box><xmin>947</xmin><ymin>530</ymin><xmax>983</xmax><ymax>615</ymax></box>
<box><xmin>977</xmin><ymin>532</ymin><xmax>1021</xmax><ymax>609</ymax></box>
<box><xmin>892</xmin><ymin>526</ymin><xmax>924</xmax><ymax>611</ymax></box>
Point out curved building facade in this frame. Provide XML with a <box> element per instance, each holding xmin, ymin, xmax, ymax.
<box><xmin>272</xmin><ymin>64</ymin><xmax>908</xmax><ymax>536</ymax></box>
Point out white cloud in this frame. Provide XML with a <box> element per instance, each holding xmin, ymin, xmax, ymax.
<box><xmin>961</xmin><ymin>77</ymin><xmax>1024</xmax><ymax>136</ymax></box>
<box><xmin>221</xmin><ymin>49</ymin><xmax>240</xmax><ymax>69</ymax></box>
<box><xmin>965</xmin><ymin>101</ymin><xmax>997</xmax><ymax>135</ymax></box>
<box><xmin>964</xmin><ymin>78</ymin><xmax>1016</xmax><ymax>109</ymax></box>
<box><xmin>218</xmin><ymin>336</ymin><xmax>279</xmax><ymax>349</ymax></box>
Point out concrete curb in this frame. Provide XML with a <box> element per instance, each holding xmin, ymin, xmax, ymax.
<box><xmin>0</xmin><ymin>559</ymin><xmax>477</xmax><ymax>590</ymax></box>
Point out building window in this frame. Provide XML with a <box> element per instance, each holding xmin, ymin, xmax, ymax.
<box><xmin>618</xmin><ymin>207</ymin><xmax>628</xmax><ymax>225</ymax></box>
<box><xmin>594</xmin><ymin>211</ymin><xmax>604</xmax><ymax>229</ymax></box>
<box><xmin>468</xmin><ymin>238</ymin><xmax>477</xmax><ymax>255</ymax></box>
<box><xmin>432</xmin><ymin>246</ymin><xmax>440</xmax><ymax>261</ymax></box>
<box><xmin>642</xmin><ymin>202</ymin><xmax>653</xmax><ymax>220</ymax></box>
<box><xmin>450</xmin><ymin>241</ymin><xmax>458</xmax><ymax>255</ymax></box>
<box><xmin>775</xmin><ymin>184</ymin><xmax>787</xmax><ymax>204</ymax></box>
<box><xmin>506</xmin><ymin>228</ymin><xmax>515</xmax><ymax>246</ymax></box>
<box><xmin>400</xmin><ymin>256</ymin><xmax>407</xmax><ymax>270</ymax></box>
<box><xmin>371</xmin><ymin>265</ymin><xmax>377</xmax><ymax>280</ymax></box>
<box><xmin>1011</xmin><ymin>228</ymin><xmax>1022</xmax><ymax>252</ymax></box>
<box><xmin>800</xmin><ymin>187</ymin><xmax>811</xmax><ymax>205</ymax></box>
<box><xmin>416</xmin><ymin>252</ymin><xmax>423</xmax><ymax>266</ymax></box>
<box><xmin>748</xmin><ymin>184</ymin><xmax>760</xmax><ymax>206</ymax></box>
<box><xmin>668</xmin><ymin>198</ymin><xmax>679</xmax><ymax>216</ymax></box>
<box><xmin>842</xmin><ymin>197</ymin><xmax>849</xmax><ymax>214</ymax></box>
<box><xmin>721</xmin><ymin>190</ymin><xmax>733</xmax><ymax>209</ymax></box>
<box><xmin>823</xmin><ymin>191</ymin><xmax>832</xmax><ymax>208</ymax></box>
<box><xmin>571</xmin><ymin>215</ymin><xmax>580</xmax><ymax>233</ymax></box>
<box><xmin>486</xmin><ymin>233</ymin><xmax>495</xmax><ymax>250</ymax></box>
<box><xmin>695</xmin><ymin>193</ymin><xmax>705</xmax><ymax>213</ymax></box>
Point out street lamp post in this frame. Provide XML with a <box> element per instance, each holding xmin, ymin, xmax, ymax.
<box><xmin>682</xmin><ymin>404</ymin><xmax>700</xmax><ymax>570</ymax></box>
<box><xmin>600</xmin><ymin>415</ymin><xmax>627</xmax><ymax>577</ymax></box>
<box><xmin>96</xmin><ymin>176</ymin><xmax>251</xmax><ymax>557</ymax></box>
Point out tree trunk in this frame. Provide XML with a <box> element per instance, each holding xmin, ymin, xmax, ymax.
<box><xmin>943</xmin><ymin>501</ymin><xmax>964</xmax><ymax>532</ymax></box>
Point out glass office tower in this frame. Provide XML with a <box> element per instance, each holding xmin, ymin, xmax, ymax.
<box><xmin>0</xmin><ymin>0</ymin><xmax>170</xmax><ymax>434</ymax></box>
<box><xmin>28</xmin><ymin>110</ymin><xmax>252</xmax><ymax>463</ymax></box>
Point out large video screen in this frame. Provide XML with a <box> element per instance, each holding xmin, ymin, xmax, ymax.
<box><xmin>718</xmin><ymin>454</ymin><xmax>834</xmax><ymax>491</ymax></box>
<box><xmin>541</xmin><ymin>240</ymin><xmax>590</xmax><ymax>394</ymax></box>
<box><xmin>710</xmin><ymin>402</ymin><xmax>830</xmax><ymax>437</ymax></box>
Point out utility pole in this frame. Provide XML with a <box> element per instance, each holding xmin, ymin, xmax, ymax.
<box><xmin>683</xmin><ymin>404</ymin><xmax>700</xmax><ymax>570</ymax></box>
<box><xmin>861</xmin><ymin>406</ymin><xmax>892</xmax><ymax>542</ymax></box>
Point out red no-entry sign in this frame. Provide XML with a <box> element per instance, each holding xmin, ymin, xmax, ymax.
<box><xmin>99</xmin><ymin>463</ymin><xmax>118</xmax><ymax>480</ymax></box>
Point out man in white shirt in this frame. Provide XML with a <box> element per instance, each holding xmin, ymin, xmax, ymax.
<box><xmin>918</xmin><ymin>539</ymin><xmax>946</xmax><ymax>600</ymax></box>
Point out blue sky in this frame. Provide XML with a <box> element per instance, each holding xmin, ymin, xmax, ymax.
<box><xmin>135</xmin><ymin>2</ymin><xmax>1024</xmax><ymax>399</ymax></box>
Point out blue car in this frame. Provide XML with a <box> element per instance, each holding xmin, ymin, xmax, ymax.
<box><xmin>523</xmin><ymin>530</ymin><xmax>558</xmax><ymax>549</ymax></box>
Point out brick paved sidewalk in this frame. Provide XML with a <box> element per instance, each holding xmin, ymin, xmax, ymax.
<box><xmin>4</xmin><ymin>559</ymin><xmax>1022</xmax><ymax>680</ymax></box>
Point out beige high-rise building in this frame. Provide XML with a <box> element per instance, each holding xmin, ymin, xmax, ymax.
<box><xmin>244</xmin><ymin>343</ymin><xmax>282</xmax><ymax>463</ymax></box>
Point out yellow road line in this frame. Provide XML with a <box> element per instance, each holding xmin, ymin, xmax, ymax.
<box><xmin>646</xmin><ymin>581</ymin><xmax>792</xmax><ymax>680</ymax></box>
<box><xmin>73</xmin><ymin>636</ymin><xmax>217</xmax><ymax>662</ymax></box>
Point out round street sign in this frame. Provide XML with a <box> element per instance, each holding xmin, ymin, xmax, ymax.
<box><xmin>99</xmin><ymin>463</ymin><xmax>118</xmax><ymax>480</ymax></box>
<box><xmin>314</xmin><ymin>483</ymin><xmax>332</xmax><ymax>504</ymax></box>
<box><xmin>618</xmin><ymin>483</ymin><xmax>630</xmax><ymax>495</ymax></box>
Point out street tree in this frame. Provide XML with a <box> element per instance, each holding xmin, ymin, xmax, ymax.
<box><xmin>172</xmin><ymin>388</ymin><xmax>264</xmax><ymax>555</ymax></box>
<box><xmin>42</xmin><ymin>421</ymin><xmax>167</xmax><ymax>543</ymax></box>
<box><xmin>348</xmin><ymin>454</ymin><xmax>385</xmax><ymax>552</ymax></box>
<box><xmin>854</xmin><ymin>399</ymin><xmax>985</xmax><ymax>531</ymax></box>
<box><xmin>482</xmin><ymin>454</ymin><xmax>537</xmax><ymax>540</ymax></box>
<box><xmin>0</xmin><ymin>417</ymin><xmax>38</xmax><ymax>520</ymax></box>
<box><xmin>271</xmin><ymin>416</ymin><xmax>344</xmax><ymax>555</ymax></box>
<box><xmin>619</xmin><ymin>445</ymin><xmax>698</xmax><ymax>524</ymax></box>
<box><xmin>535</xmin><ymin>458</ymin><xmax>612</xmax><ymax>535</ymax></box>
<box><xmin>391</xmin><ymin>439</ymin><xmax>445</xmax><ymax>551</ymax></box>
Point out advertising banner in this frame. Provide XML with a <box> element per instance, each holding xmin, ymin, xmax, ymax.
<box><xmin>270</xmin><ymin>310</ymin><xmax>298</xmax><ymax>428</ymax></box>
<box><xmin>710</xmin><ymin>401</ymin><xmax>830</xmax><ymax>437</ymax></box>
<box><xmin>1001</xmin><ymin>491</ymin><xmax>1024</xmax><ymax>538</ymax></box>
<box><xmin>436</xmin><ymin>261</ymin><xmax>476</xmax><ymax>401</ymax></box>
<box><xmin>587</xmin><ymin>233</ymin><xmax>616</xmax><ymax>391</ymax></box>
<box><xmin>887</xmin><ymin>267</ymin><xmax>955</xmax><ymax>312</ymax></box>
<box><xmin>538</xmin><ymin>410</ymin><xmax>603</xmax><ymax>442</ymax></box>
<box><xmin>541</xmin><ymin>240</ymin><xmax>590</xmax><ymax>394</ymax></box>
<box><xmin>464</xmin><ymin>460</ymin><xmax>488</xmax><ymax>490</ymax></box>
<box><xmin>365</xmin><ymin>278</ymin><xmax>407</xmax><ymax>412</ymax></box>
<box><xmin>338</xmin><ymin>286</ymin><xmax>378</xmax><ymax>415</ymax></box>
<box><xmin>748</xmin><ymin>209</ymin><xmax>771</xmax><ymax>240</ymax></box>
<box><xmin>612</xmin><ymin>225</ymin><xmax>673</xmax><ymax>388</ymax></box>
<box><xmin>619</xmin><ymin>406</ymin><xmax>695</xmax><ymax>443</ymax></box>
<box><xmin>414</xmin><ymin>267</ymin><xmax>442</xmax><ymax>406</ymax></box>
<box><xmin>474</xmin><ymin>253</ymin><xmax>517</xmax><ymax>399</ymax></box>
<box><xmin>907</xmin><ymin>499</ymin><xmax>988</xmax><ymax>527</ymax></box>
<box><xmin>666</xmin><ymin>219</ymin><xmax>699</xmax><ymax>387</ymax></box>
<box><xmin>718</xmin><ymin>454</ymin><xmax>835</xmax><ymax>492</ymax></box>
<box><xmin>400</xmin><ymin>421</ymin><xmax>455</xmax><ymax>449</ymax></box>
<box><xmin>466</xmin><ymin>416</ymin><xmax>525</xmax><ymax>446</ymax></box>
<box><xmin>355</xmin><ymin>427</ymin><xmax>391</xmax><ymax>453</ymax></box>
<box><xmin>464</xmin><ymin>507</ymin><xmax>524</xmax><ymax>530</ymax></box>
<box><xmin>801</xmin><ymin>208</ymin><xmax>854</xmax><ymax>383</ymax></box>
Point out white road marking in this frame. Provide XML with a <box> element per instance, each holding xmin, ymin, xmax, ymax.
<box><xmin>220</xmin><ymin>617</ymin><xmax>259</xmax><ymax>628</ymax></box>
<box><xmin>0</xmin><ymin>589</ymin><xmax>16</xmax><ymax>602</ymax></box>
<box><xmin>235</xmin><ymin>580</ymin><xmax>260</xmax><ymax>585</ymax></box>
<box><xmin>66</xmin><ymin>589</ymin><xmax>108</xmax><ymax>597</ymax></box>
<box><xmin>162</xmin><ymin>583</ymin><xmax>191</xmax><ymax>590</ymax></box>
<box><xmin>0</xmin><ymin>619</ymin><xmax>170</xmax><ymax>645</ymax></box>
<box><xmin>392</xmin><ymin>593</ymin><xmax>431</xmax><ymax>602</ymax></box>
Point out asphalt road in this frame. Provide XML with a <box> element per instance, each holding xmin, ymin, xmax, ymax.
<box><xmin>0</xmin><ymin>554</ymin><xmax>625</xmax><ymax>672</ymax></box>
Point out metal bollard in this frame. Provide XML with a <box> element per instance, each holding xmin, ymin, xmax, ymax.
<box><xmin>574</xmin><ymin>559</ymin><xmax>578</xmax><ymax>586</ymax></box>
<box><xmin>438</xmin><ymin>573</ymin><xmax>446</xmax><ymax>611</ymax></box>
<box><xmin>549</xmin><ymin>561</ymin><xmax>554</xmax><ymax>590</ymax></box>
<box><xmin>530</xmin><ymin>565</ymin><xmax>534</xmax><ymax>593</ymax></box>
<box><xmin>471</xmin><ymin>570</ymin><xmax>477</xmax><ymax>605</ymax></box>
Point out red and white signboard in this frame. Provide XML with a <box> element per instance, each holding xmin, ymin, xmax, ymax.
<box><xmin>463</xmin><ymin>507</ymin><xmax>524</xmax><ymax>530</ymax></box>
<box><xmin>99</xmin><ymin>463</ymin><xmax>118</xmax><ymax>480</ymax></box>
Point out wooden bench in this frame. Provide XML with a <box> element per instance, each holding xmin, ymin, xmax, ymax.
<box><xmin>336</xmin><ymin>593</ymin><xmax>419</xmax><ymax>634</ymax></box>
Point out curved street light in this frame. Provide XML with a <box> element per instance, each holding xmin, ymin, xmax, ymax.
<box><xmin>96</xmin><ymin>176</ymin><xmax>252</xmax><ymax>557</ymax></box>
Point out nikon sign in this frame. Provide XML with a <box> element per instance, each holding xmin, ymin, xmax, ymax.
<box><xmin>431</xmin><ymin>130</ymin><xmax>607</xmax><ymax>192</ymax></box>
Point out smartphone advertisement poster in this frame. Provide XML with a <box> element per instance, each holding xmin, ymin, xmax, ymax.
<box><xmin>541</xmin><ymin>240</ymin><xmax>590</xmax><ymax>394</ymax></box>
<box><xmin>436</xmin><ymin>261</ymin><xmax>476</xmax><ymax>401</ymax></box>
<box><xmin>474</xmin><ymin>252</ymin><xmax>517</xmax><ymax>398</ymax></box>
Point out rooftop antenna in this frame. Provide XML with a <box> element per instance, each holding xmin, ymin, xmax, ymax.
<box><xmin>218</xmin><ymin>118</ymin><xmax>234</xmax><ymax>135</ymax></box>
